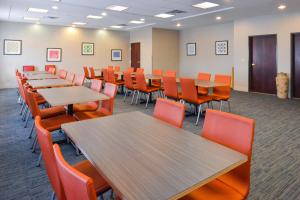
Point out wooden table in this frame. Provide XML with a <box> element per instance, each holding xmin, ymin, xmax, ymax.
<box><xmin>23</xmin><ymin>71</ymin><xmax>49</xmax><ymax>75</ymax></box>
<box><xmin>27</xmin><ymin>79</ymin><xmax>73</xmax><ymax>89</ymax></box>
<box><xmin>62</xmin><ymin>111</ymin><xmax>247</xmax><ymax>200</ymax></box>
<box><xmin>25</xmin><ymin>74</ymin><xmax>58</xmax><ymax>80</ymax></box>
<box><xmin>37</xmin><ymin>86</ymin><xmax>110</xmax><ymax>115</ymax></box>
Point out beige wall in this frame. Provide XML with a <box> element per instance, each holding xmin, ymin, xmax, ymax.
<box><xmin>0</xmin><ymin>21</ymin><xmax>129</xmax><ymax>88</ymax></box>
<box><xmin>179</xmin><ymin>23</ymin><xmax>234</xmax><ymax>80</ymax></box>
<box><xmin>152</xmin><ymin>28</ymin><xmax>179</xmax><ymax>74</ymax></box>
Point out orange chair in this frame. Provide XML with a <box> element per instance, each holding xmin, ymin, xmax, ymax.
<box><xmin>73</xmin><ymin>80</ymin><xmax>103</xmax><ymax>112</ymax></box>
<box><xmin>152</xmin><ymin>69</ymin><xmax>163</xmax><ymax>88</ymax></box>
<box><xmin>89</xmin><ymin>67</ymin><xmax>102</xmax><ymax>80</ymax></box>
<box><xmin>153</xmin><ymin>98</ymin><xmax>185</xmax><ymax>128</ymax></box>
<box><xmin>53</xmin><ymin>144</ymin><xmax>111</xmax><ymax>200</ymax></box>
<box><xmin>210</xmin><ymin>74</ymin><xmax>232</xmax><ymax>112</ymax></box>
<box><xmin>108</xmin><ymin>66</ymin><xmax>114</xmax><ymax>70</ymax></box>
<box><xmin>74</xmin><ymin>83</ymin><xmax>118</xmax><ymax>120</ymax></box>
<box><xmin>58</xmin><ymin>70</ymin><xmax>67</xmax><ymax>79</ymax></box>
<box><xmin>127</xmin><ymin>67</ymin><xmax>135</xmax><ymax>73</ymax></box>
<box><xmin>66</xmin><ymin>72</ymin><xmax>75</xmax><ymax>82</ymax></box>
<box><xmin>23</xmin><ymin>65</ymin><xmax>35</xmax><ymax>72</ymax></box>
<box><xmin>136</xmin><ymin>68</ymin><xmax>144</xmax><ymax>73</ymax></box>
<box><xmin>102</xmin><ymin>69</ymin><xmax>109</xmax><ymax>83</ymax></box>
<box><xmin>162</xmin><ymin>76</ymin><xmax>180</xmax><ymax>100</ymax></box>
<box><xmin>123</xmin><ymin>71</ymin><xmax>137</xmax><ymax>103</ymax></box>
<box><xmin>135</xmin><ymin>73</ymin><xmax>160</xmax><ymax>108</ymax></box>
<box><xmin>73</xmin><ymin>74</ymin><xmax>85</xmax><ymax>86</ymax></box>
<box><xmin>49</xmin><ymin>68</ymin><xmax>56</xmax><ymax>75</ymax></box>
<box><xmin>198</xmin><ymin>72</ymin><xmax>211</xmax><ymax>95</ymax></box>
<box><xmin>180</xmin><ymin>109</ymin><xmax>255</xmax><ymax>200</ymax></box>
<box><xmin>114</xmin><ymin>66</ymin><xmax>120</xmax><ymax>72</ymax></box>
<box><xmin>180</xmin><ymin>78</ymin><xmax>212</xmax><ymax>125</ymax></box>
<box><xmin>165</xmin><ymin>70</ymin><xmax>176</xmax><ymax>77</ymax></box>
<box><xmin>108</xmin><ymin>69</ymin><xmax>124</xmax><ymax>90</ymax></box>
<box><xmin>45</xmin><ymin>65</ymin><xmax>56</xmax><ymax>72</ymax></box>
<box><xmin>83</xmin><ymin>66</ymin><xmax>91</xmax><ymax>80</ymax></box>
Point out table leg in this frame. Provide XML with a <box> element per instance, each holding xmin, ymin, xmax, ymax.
<box><xmin>67</xmin><ymin>104</ymin><xmax>74</xmax><ymax>115</ymax></box>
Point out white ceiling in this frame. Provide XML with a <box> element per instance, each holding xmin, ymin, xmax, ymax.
<box><xmin>0</xmin><ymin>0</ymin><xmax>300</xmax><ymax>31</ymax></box>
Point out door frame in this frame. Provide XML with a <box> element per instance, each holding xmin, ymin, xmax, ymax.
<box><xmin>130</xmin><ymin>42</ymin><xmax>141</xmax><ymax>69</ymax></box>
<box><xmin>291</xmin><ymin>32</ymin><xmax>300</xmax><ymax>98</ymax></box>
<box><xmin>248</xmin><ymin>34</ymin><xmax>278</xmax><ymax>93</ymax></box>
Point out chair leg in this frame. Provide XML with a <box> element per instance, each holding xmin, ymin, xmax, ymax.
<box><xmin>145</xmin><ymin>93</ymin><xmax>150</xmax><ymax>108</ymax></box>
<box><xmin>22</xmin><ymin>106</ymin><xmax>28</xmax><ymax>121</ymax></box>
<box><xmin>28</xmin><ymin>122</ymin><xmax>35</xmax><ymax>139</ymax></box>
<box><xmin>32</xmin><ymin>135</ymin><xmax>38</xmax><ymax>153</ymax></box>
<box><xmin>220</xmin><ymin>101</ymin><xmax>223</xmax><ymax>111</ymax></box>
<box><xmin>227</xmin><ymin>101</ymin><xmax>231</xmax><ymax>112</ymax></box>
<box><xmin>123</xmin><ymin>89</ymin><xmax>128</xmax><ymax>102</ymax></box>
<box><xmin>196</xmin><ymin>104</ymin><xmax>202</xmax><ymax>126</ymax></box>
<box><xmin>135</xmin><ymin>91</ymin><xmax>141</xmax><ymax>105</ymax></box>
<box><xmin>19</xmin><ymin>100</ymin><xmax>25</xmax><ymax>115</ymax></box>
<box><xmin>36</xmin><ymin>152</ymin><xmax>42</xmax><ymax>167</ymax></box>
<box><xmin>131</xmin><ymin>90</ymin><xmax>136</xmax><ymax>105</ymax></box>
<box><xmin>210</xmin><ymin>101</ymin><xmax>214</xmax><ymax>109</ymax></box>
<box><xmin>51</xmin><ymin>192</ymin><xmax>56</xmax><ymax>200</ymax></box>
<box><xmin>76</xmin><ymin>146</ymin><xmax>80</xmax><ymax>156</ymax></box>
<box><xmin>24</xmin><ymin>112</ymin><xmax>31</xmax><ymax>128</ymax></box>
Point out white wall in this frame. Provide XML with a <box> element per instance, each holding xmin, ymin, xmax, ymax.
<box><xmin>129</xmin><ymin>27</ymin><xmax>152</xmax><ymax>74</ymax></box>
<box><xmin>0</xmin><ymin>21</ymin><xmax>130</xmax><ymax>89</ymax></box>
<box><xmin>179</xmin><ymin>23</ymin><xmax>234</xmax><ymax>79</ymax></box>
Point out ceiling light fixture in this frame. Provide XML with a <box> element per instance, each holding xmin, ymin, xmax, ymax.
<box><xmin>216</xmin><ymin>16</ymin><xmax>222</xmax><ymax>20</ymax></box>
<box><xmin>23</xmin><ymin>17</ymin><xmax>40</xmax><ymax>21</ymax></box>
<box><xmin>106</xmin><ymin>5</ymin><xmax>128</xmax><ymax>11</ymax></box>
<box><xmin>140</xmin><ymin>18</ymin><xmax>145</xmax><ymax>21</ymax></box>
<box><xmin>154</xmin><ymin>13</ymin><xmax>175</xmax><ymax>18</ymax></box>
<box><xmin>72</xmin><ymin>22</ymin><xmax>86</xmax><ymax>25</ymax></box>
<box><xmin>129</xmin><ymin>20</ymin><xmax>144</xmax><ymax>24</ymax></box>
<box><xmin>193</xmin><ymin>2</ymin><xmax>219</xmax><ymax>9</ymax></box>
<box><xmin>176</xmin><ymin>23</ymin><xmax>181</xmax><ymax>27</ymax></box>
<box><xmin>101</xmin><ymin>12</ymin><xmax>107</xmax><ymax>16</ymax></box>
<box><xmin>110</xmin><ymin>25</ymin><xmax>123</xmax><ymax>29</ymax></box>
<box><xmin>51</xmin><ymin>0</ymin><xmax>61</xmax><ymax>2</ymax></box>
<box><xmin>87</xmin><ymin>15</ymin><xmax>103</xmax><ymax>19</ymax></box>
<box><xmin>278</xmin><ymin>4</ymin><xmax>287</xmax><ymax>10</ymax></box>
<box><xmin>28</xmin><ymin>8</ymin><xmax>48</xmax><ymax>13</ymax></box>
<box><xmin>126</xmin><ymin>23</ymin><xmax>156</xmax><ymax>30</ymax></box>
<box><xmin>52</xmin><ymin>6</ymin><xmax>58</xmax><ymax>10</ymax></box>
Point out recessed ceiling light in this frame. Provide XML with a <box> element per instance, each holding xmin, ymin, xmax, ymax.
<box><xmin>51</xmin><ymin>0</ymin><xmax>61</xmax><ymax>2</ymax></box>
<box><xmin>23</xmin><ymin>17</ymin><xmax>40</xmax><ymax>21</ymax></box>
<box><xmin>72</xmin><ymin>22</ymin><xmax>86</xmax><ymax>25</ymax></box>
<box><xmin>193</xmin><ymin>2</ymin><xmax>219</xmax><ymax>9</ymax></box>
<box><xmin>28</xmin><ymin>8</ymin><xmax>48</xmax><ymax>13</ymax></box>
<box><xmin>278</xmin><ymin>4</ymin><xmax>287</xmax><ymax>10</ymax></box>
<box><xmin>216</xmin><ymin>16</ymin><xmax>222</xmax><ymax>20</ymax></box>
<box><xmin>110</xmin><ymin>25</ymin><xmax>123</xmax><ymax>29</ymax></box>
<box><xmin>87</xmin><ymin>15</ymin><xmax>103</xmax><ymax>19</ymax></box>
<box><xmin>140</xmin><ymin>18</ymin><xmax>145</xmax><ymax>21</ymax></box>
<box><xmin>154</xmin><ymin>13</ymin><xmax>175</xmax><ymax>18</ymax></box>
<box><xmin>103</xmin><ymin>27</ymin><xmax>107</xmax><ymax>30</ymax></box>
<box><xmin>101</xmin><ymin>12</ymin><xmax>107</xmax><ymax>16</ymax></box>
<box><xmin>71</xmin><ymin>25</ymin><xmax>76</xmax><ymax>28</ymax></box>
<box><xmin>52</xmin><ymin>6</ymin><xmax>58</xmax><ymax>10</ymax></box>
<box><xmin>176</xmin><ymin>23</ymin><xmax>181</xmax><ymax>27</ymax></box>
<box><xmin>106</xmin><ymin>5</ymin><xmax>128</xmax><ymax>11</ymax></box>
<box><xmin>129</xmin><ymin>20</ymin><xmax>144</xmax><ymax>24</ymax></box>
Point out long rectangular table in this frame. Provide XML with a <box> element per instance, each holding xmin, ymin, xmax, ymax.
<box><xmin>25</xmin><ymin>74</ymin><xmax>58</xmax><ymax>80</ymax></box>
<box><xmin>27</xmin><ymin>79</ymin><xmax>73</xmax><ymax>89</ymax></box>
<box><xmin>62</xmin><ymin>111</ymin><xmax>247</xmax><ymax>200</ymax></box>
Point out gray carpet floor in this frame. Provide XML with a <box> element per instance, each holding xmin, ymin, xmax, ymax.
<box><xmin>0</xmin><ymin>88</ymin><xmax>299</xmax><ymax>200</ymax></box>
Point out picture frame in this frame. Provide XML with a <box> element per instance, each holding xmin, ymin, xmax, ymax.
<box><xmin>215</xmin><ymin>40</ymin><xmax>228</xmax><ymax>55</ymax></box>
<box><xmin>111</xmin><ymin>49</ymin><xmax>122</xmax><ymax>61</ymax></box>
<box><xmin>82</xmin><ymin>42</ymin><xmax>94</xmax><ymax>55</ymax></box>
<box><xmin>46</xmin><ymin>48</ymin><xmax>62</xmax><ymax>62</ymax></box>
<box><xmin>3</xmin><ymin>39</ymin><xmax>22</xmax><ymax>55</ymax></box>
<box><xmin>186</xmin><ymin>43</ymin><xmax>196</xmax><ymax>56</ymax></box>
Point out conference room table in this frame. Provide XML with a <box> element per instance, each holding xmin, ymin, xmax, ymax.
<box><xmin>23</xmin><ymin>71</ymin><xmax>49</xmax><ymax>75</ymax></box>
<box><xmin>25</xmin><ymin>73</ymin><xmax>58</xmax><ymax>80</ymax></box>
<box><xmin>37</xmin><ymin>86</ymin><xmax>110</xmax><ymax>115</ymax></box>
<box><xmin>62</xmin><ymin>111</ymin><xmax>247</xmax><ymax>200</ymax></box>
<box><xmin>27</xmin><ymin>79</ymin><xmax>73</xmax><ymax>89</ymax></box>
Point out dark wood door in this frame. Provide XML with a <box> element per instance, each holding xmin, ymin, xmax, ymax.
<box><xmin>292</xmin><ymin>33</ymin><xmax>300</xmax><ymax>98</ymax></box>
<box><xmin>249</xmin><ymin>35</ymin><xmax>277</xmax><ymax>94</ymax></box>
<box><xmin>131</xmin><ymin>42</ymin><xmax>140</xmax><ymax>69</ymax></box>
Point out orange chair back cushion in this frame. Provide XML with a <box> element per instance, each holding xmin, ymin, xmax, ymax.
<box><xmin>123</xmin><ymin>71</ymin><xmax>134</xmax><ymax>89</ymax></box>
<box><xmin>165</xmin><ymin>70</ymin><xmax>176</xmax><ymax>77</ymax></box>
<box><xmin>198</xmin><ymin>73</ymin><xmax>211</xmax><ymax>81</ymax></box>
<box><xmin>90</xmin><ymin>79</ymin><xmax>102</xmax><ymax>92</ymax></box>
<box><xmin>74</xmin><ymin>74</ymin><xmax>85</xmax><ymax>86</ymax></box>
<box><xmin>153</xmin><ymin>69</ymin><xmax>163</xmax><ymax>76</ymax></box>
<box><xmin>45</xmin><ymin>65</ymin><xmax>56</xmax><ymax>72</ymax></box>
<box><xmin>83</xmin><ymin>66</ymin><xmax>89</xmax><ymax>78</ymax></box>
<box><xmin>135</xmin><ymin>73</ymin><xmax>147</xmax><ymax>91</ymax></box>
<box><xmin>136</xmin><ymin>68</ymin><xmax>144</xmax><ymax>73</ymax></box>
<box><xmin>114</xmin><ymin>66</ymin><xmax>120</xmax><ymax>72</ymax></box>
<box><xmin>180</xmin><ymin>78</ymin><xmax>198</xmax><ymax>103</ymax></box>
<box><xmin>23</xmin><ymin>65</ymin><xmax>35</xmax><ymax>72</ymax></box>
<box><xmin>59</xmin><ymin>70</ymin><xmax>67</xmax><ymax>79</ymax></box>
<box><xmin>102</xmin><ymin>83</ymin><xmax>118</xmax><ymax>114</ymax></box>
<box><xmin>213</xmin><ymin>74</ymin><xmax>231</xmax><ymax>97</ymax></box>
<box><xmin>66</xmin><ymin>72</ymin><xmax>75</xmax><ymax>82</ymax></box>
<box><xmin>162</xmin><ymin>76</ymin><xmax>178</xmax><ymax>99</ymax></box>
<box><xmin>108</xmin><ymin>69</ymin><xmax>116</xmax><ymax>83</ymax></box>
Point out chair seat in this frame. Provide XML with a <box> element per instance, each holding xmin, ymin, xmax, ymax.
<box><xmin>73</xmin><ymin>102</ymin><xmax>98</xmax><ymax>112</ymax></box>
<box><xmin>74</xmin><ymin>108</ymin><xmax>111</xmax><ymax>121</ymax></box>
<box><xmin>140</xmin><ymin>86</ymin><xmax>160</xmax><ymax>93</ymax></box>
<box><xmin>198</xmin><ymin>87</ymin><xmax>209</xmax><ymax>96</ymax></box>
<box><xmin>179</xmin><ymin>179</ymin><xmax>244</xmax><ymax>200</ymax></box>
<box><xmin>41</xmin><ymin>115</ymin><xmax>76</xmax><ymax>132</ymax></box>
<box><xmin>40</xmin><ymin>106</ymin><xmax>66</xmax><ymax>119</ymax></box>
<box><xmin>210</xmin><ymin>94</ymin><xmax>230</xmax><ymax>101</ymax></box>
<box><xmin>74</xmin><ymin>160</ymin><xmax>110</xmax><ymax>195</ymax></box>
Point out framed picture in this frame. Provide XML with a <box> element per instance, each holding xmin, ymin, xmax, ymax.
<box><xmin>82</xmin><ymin>42</ymin><xmax>94</xmax><ymax>55</ymax></box>
<box><xmin>3</xmin><ymin>39</ymin><xmax>22</xmax><ymax>55</ymax></box>
<box><xmin>186</xmin><ymin>43</ymin><xmax>196</xmax><ymax>56</ymax></box>
<box><xmin>46</xmin><ymin>48</ymin><xmax>62</xmax><ymax>62</ymax></box>
<box><xmin>111</xmin><ymin>49</ymin><xmax>122</xmax><ymax>61</ymax></box>
<box><xmin>215</xmin><ymin>40</ymin><xmax>228</xmax><ymax>55</ymax></box>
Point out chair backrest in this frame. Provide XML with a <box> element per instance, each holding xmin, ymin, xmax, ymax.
<box><xmin>153</xmin><ymin>98</ymin><xmax>185</xmax><ymax>128</ymax></box>
<box><xmin>202</xmin><ymin>109</ymin><xmax>255</xmax><ymax>197</ymax></box>
<box><xmin>17</xmin><ymin>76</ymin><xmax>26</xmax><ymax>100</ymax></box>
<box><xmin>107</xmin><ymin>69</ymin><xmax>116</xmax><ymax>83</ymax></box>
<box><xmin>103</xmin><ymin>69</ymin><xmax>109</xmax><ymax>82</ymax></box>
<box><xmin>198</xmin><ymin>72</ymin><xmax>211</xmax><ymax>81</ymax></box>
<box><xmin>153</xmin><ymin>69</ymin><xmax>163</xmax><ymax>76</ymax></box>
<box><xmin>66</xmin><ymin>72</ymin><xmax>75</xmax><ymax>82</ymax></box>
<box><xmin>90</xmin><ymin>79</ymin><xmax>102</xmax><ymax>92</ymax></box>
<box><xmin>114</xmin><ymin>66</ymin><xmax>120</xmax><ymax>72</ymax></box>
<box><xmin>23</xmin><ymin>65</ymin><xmax>35</xmax><ymax>72</ymax></box>
<box><xmin>49</xmin><ymin>68</ymin><xmax>56</xmax><ymax>74</ymax></box>
<box><xmin>45</xmin><ymin>65</ymin><xmax>56</xmax><ymax>72</ymax></box>
<box><xmin>180</xmin><ymin>78</ymin><xmax>198</xmax><ymax>103</ymax></box>
<box><xmin>135</xmin><ymin>73</ymin><xmax>147</xmax><ymax>91</ymax></box>
<box><xmin>88</xmin><ymin>67</ymin><xmax>96</xmax><ymax>79</ymax></box>
<box><xmin>53</xmin><ymin>144</ymin><xmax>97</xmax><ymax>200</ymax></box>
<box><xmin>108</xmin><ymin>66</ymin><xmax>114</xmax><ymax>70</ymax></box>
<box><xmin>73</xmin><ymin>74</ymin><xmax>85</xmax><ymax>86</ymax></box>
<box><xmin>35</xmin><ymin>117</ymin><xmax>66</xmax><ymax>200</ymax></box>
<box><xmin>26</xmin><ymin>88</ymin><xmax>41</xmax><ymax>117</ymax></box>
<box><xmin>123</xmin><ymin>71</ymin><xmax>134</xmax><ymax>89</ymax></box>
<box><xmin>162</xmin><ymin>76</ymin><xmax>179</xmax><ymax>99</ymax></box>
<box><xmin>127</xmin><ymin>67</ymin><xmax>134</xmax><ymax>73</ymax></box>
<box><xmin>136</xmin><ymin>68</ymin><xmax>144</xmax><ymax>73</ymax></box>
<box><xmin>101</xmin><ymin>83</ymin><xmax>118</xmax><ymax>115</ymax></box>
<box><xmin>165</xmin><ymin>70</ymin><xmax>176</xmax><ymax>77</ymax></box>
<box><xmin>59</xmin><ymin>70</ymin><xmax>67</xmax><ymax>79</ymax></box>
<box><xmin>83</xmin><ymin>66</ymin><xmax>90</xmax><ymax>78</ymax></box>
<box><xmin>213</xmin><ymin>74</ymin><xmax>231</xmax><ymax>97</ymax></box>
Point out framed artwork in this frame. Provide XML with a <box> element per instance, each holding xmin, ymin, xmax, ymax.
<box><xmin>186</xmin><ymin>43</ymin><xmax>196</xmax><ymax>56</ymax></box>
<box><xmin>3</xmin><ymin>39</ymin><xmax>22</xmax><ymax>55</ymax></box>
<box><xmin>215</xmin><ymin>40</ymin><xmax>228</xmax><ymax>55</ymax></box>
<box><xmin>82</xmin><ymin>42</ymin><xmax>94</xmax><ymax>55</ymax></box>
<box><xmin>46</xmin><ymin>48</ymin><xmax>62</xmax><ymax>62</ymax></box>
<box><xmin>111</xmin><ymin>49</ymin><xmax>122</xmax><ymax>61</ymax></box>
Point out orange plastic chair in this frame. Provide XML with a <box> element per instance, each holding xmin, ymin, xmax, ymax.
<box><xmin>66</xmin><ymin>72</ymin><xmax>75</xmax><ymax>82</ymax></box>
<box><xmin>152</xmin><ymin>69</ymin><xmax>163</xmax><ymax>87</ymax></box>
<box><xmin>108</xmin><ymin>66</ymin><xmax>114</xmax><ymax>70</ymax></box>
<box><xmin>74</xmin><ymin>83</ymin><xmax>118</xmax><ymax>120</ymax></box>
<box><xmin>136</xmin><ymin>68</ymin><xmax>144</xmax><ymax>73</ymax></box>
<box><xmin>58</xmin><ymin>70</ymin><xmax>67</xmax><ymax>79</ymax></box>
<box><xmin>127</xmin><ymin>67</ymin><xmax>135</xmax><ymax>73</ymax></box>
<box><xmin>102</xmin><ymin>69</ymin><xmax>109</xmax><ymax>82</ymax></box>
<box><xmin>73</xmin><ymin>74</ymin><xmax>85</xmax><ymax>86</ymax></box>
<box><xmin>89</xmin><ymin>67</ymin><xmax>102</xmax><ymax>80</ymax></box>
<box><xmin>114</xmin><ymin>66</ymin><xmax>120</xmax><ymax>72</ymax></box>
<box><xmin>83</xmin><ymin>66</ymin><xmax>91</xmax><ymax>79</ymax></box>
<box><xmin>198</xmin><ymin>72</ymin><xmax>211</xmax><ymax>95</ymax></box>
<box><xmin>49</xmin><ymin>68</ymin><xmax>56</xmax><ymax>75</ymax></box>
<box><xmin>180</xmin><ymin>109</ymin><xmax>255</xmax><ymax>200</ymax></box>
<box><xmin>45</xmin><ymin>65</ymin><xmax>56</xmax><ymax>72</ymax></box>
<box><xmin>108</xmin><ymin>69</ymin><xmax>124</xmax><ymax>89</ymax></box>
<box><xmin>162</xmin><ymin>76</ymin><xmax>180</xmax><ymax>100</ymax></box>
<box><xmin>180</xmin><ymin>78</ymin><xmax>212</xmax><ymax>125</ymax></box>
<box><xmin>23</xmin><ymin>65</ymin><xmax>35</xmax><ymax>72</ymax></box>
<box><xmin>135</xmin><ymin>73</ymin><xmax>160</xmax><ymax>108</ymax></box>
<box><xmin>153</xmin><ymin>98</ymin><xmax>185</xmax><ymax>128</ymax></box>
<box><xmin>165</xmin><ymin>70</ymin><xmax>176</xmax><ymax>77</ymax></box>
<box><xmin>123</xmin><ymin>71</ymin><xmax>137</xmax><ymax>103</ymax></box>
<box><xmin>211</xmin><ymin>74</ymin><xmax>232</xmax><ymax>112</ymax></box>
<box><xmin>73</xmin><ymin>80</ymin><xmax>103</xmax><ymax>112</ymax></box>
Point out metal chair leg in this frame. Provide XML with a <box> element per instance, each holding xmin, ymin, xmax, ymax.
<box><xmin>51</xmin><ymin>192</ymin><xmax>56</xmax><ymax>200</ymax></box>
<box><xmin>24</xmin><ymin>112</ymin><xmax>31</xmax><ymax>128</ymax></box>
<box><xmin>22</xmin><ymin>106</ymin><xmax>28</xmax><ymax>121</ymax></box>
<box><xmin>130</xmin><ymin>90</ymin><xmax>136</xmax><ymax>105</ymax></box>
<box><xmin>123</xmin><ymin>89</ymin><xmax>128</xmax><ymax>102</ymax></box>
<box><xmin>227</xmin><ymin>101</ymin><xmax>231</xmax><ymax>112</ymax></box>
<box><xmin>28</xmin><ymin>122</ymin><xmax>35</xmax><ymax>139</ymax></box>
<box><xmin>196</xmin><ymin>104</ymin><xmax>202</xmax><ymax>126</ymax></box>
<box><xmin>135</xmin><ymin>91</ymin><xmax>141</xmax><ymax>105</ymax></box>
<box><xmin>145</xmin><ymin>93</ymin><xmax>150</xmax><ymax>108</ymax></box>
<box><xmin>32</xmin><ymin>136</ymin><xmax>38</xmax><ymax>153</ymax></box>
<box><xmin>36</xmin><ymin>152</ymin><xmax>42</xmax><ymax>167</ymax></box>
<box><xmin>20</xmin><ymin>101</ymin><xmax>25</xmax><ymax>115</ymax></box>
<box><xmin>220</xmin><ymin>101</ymin><xmax>223</xmax><ymax>111</ymax></box>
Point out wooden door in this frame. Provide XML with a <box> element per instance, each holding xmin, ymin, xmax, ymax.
<box><xmin>292</xmin><ymin>33</ymin><xmax>300</xmax><ymax>98</ymax></box>
<box><xmin>131</xmin><ymin>42</ymin><xmax>140</xmax><ymax>69</ymax></box>
<box><xmin>249</xmin><ymin>35</ymin><xmax>277</xmax><ymax>94</ymax></box>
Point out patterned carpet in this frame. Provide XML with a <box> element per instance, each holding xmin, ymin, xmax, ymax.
<box><xmin>0</xmin><ymin>88</ymin><xmax>299</xmax><ymax>200</ymax></box>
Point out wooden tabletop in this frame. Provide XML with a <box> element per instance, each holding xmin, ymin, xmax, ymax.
<box><xmin>37</xmin><ymin>86</ymin><xmax>110</xmax><ymax>106</ymax></box>
<box><xmin>62</xmin><ymin>111</ymin><xmax>247</xmax><ymax>200</ymax></box>
<box><xmin>23</xmin><ymin>71</ymin><xmax>49</xmax><ymax>75</ymax></box>
<box><xmin>27</xmin><ymin>79</ymin><xmax>73</xmax><ymax>89</ymax></box>
<box><xmin>25</xmin><ymin>74</ymin><xmax>59</xmax><ymax>80</ymax></box>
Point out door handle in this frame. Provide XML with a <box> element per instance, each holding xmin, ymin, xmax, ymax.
<box><xmin>252</xmin><ymin>63</ymin><xmax>256</xmax><ymax>67</ymax></box>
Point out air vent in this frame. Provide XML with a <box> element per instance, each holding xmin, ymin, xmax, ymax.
<box><xmin>46</xmin><ymin>16</ymin><xmax>59</xmax><ymax>19</ymax></box>
<box><xmin>166</xmin><ymin>10</ymin><xmax>186</xmax><ymax>14</ymax></box>
<box><xmin>118</xmin><ymin>24</ymin><xmax>128</xmax><ymax>26</ymax></box>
